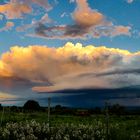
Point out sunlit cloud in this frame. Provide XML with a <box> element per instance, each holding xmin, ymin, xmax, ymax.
<box><xmin>0</xmin><ymin>92</ymin><xmax>17</xmax><ymax>99</ymax></box>
<box><xmin>92</xmin><ymin>26</ymin><xmax>131</xmax><ymax>38</ymax></box>
<box><xmin>0</xmin><ymin>0</ymin><xmax>32</xmax><ymax>19</ymax></box>
<box><xmin>0</xmin><ymin>42</ymin><xmax>140</xmax><ymax>93</ymax></box>
<box><xmin>33</xmin><ymin>0</ymin><xmax>131</xmax><ymax>39</ymax></box>
<box><xmin>73</xmin><ymin>0</ymin><xmax>104</xmax><ymax>27</ymax></box>
<box><xmin>0</xmin><ymin>0</ymin><xmax>51</xmax><ymax>19</ymax></box>
<box><xmin>0</xmin><ymin>0</ymin><xmax>132</xmax><ymax>39</ymax></box>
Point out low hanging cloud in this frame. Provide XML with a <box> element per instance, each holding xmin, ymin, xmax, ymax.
<box><xmin>33</xmin><ymin>0</ymin><xmax>131</xmax><ymax>39</ymax></box>
<box><xmin>0</xmin><ymin>42</ymin><xmax>140</xmax><ymax>93</ymax></box>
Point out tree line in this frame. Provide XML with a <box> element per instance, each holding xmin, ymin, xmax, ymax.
<box><xmin>0</xmin><ymin>100</ymin><xmax>139</xmax><ymax>115</ymax></box>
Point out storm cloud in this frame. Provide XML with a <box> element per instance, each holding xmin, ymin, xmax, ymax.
<box><xmin>0</xmin><ymin>42</ymin><xmax>140</xmax><ymax>93</ymax></box>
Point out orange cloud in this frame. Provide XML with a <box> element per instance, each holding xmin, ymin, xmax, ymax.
<box><xmin>111</xmin><ymin>26</ymin><xmax>131</xmax><ymax>37</ymax></box>
<box><xmin>0</xmin><ymin>1</ymin><xmax>32</xmax><ymax>19</ymax></box>
<box><xmin>0</xmin><ymin>92</ymin><xmax>17</xmax><ymax>99</ymax></box>
<box><xmin>0</xmin><ymin>0</ymin><xmax>52</xmax><ymax>19</ymax></box>
<box><xmin>33</xmin><ymin>0</ymin><xmax>131</xmax><ymax>39</ymax></box>
<box><xmin>73</xmin><ymin>0</ymin><xmax>104</xmax><ymax>27</ymax></box>
<box><xmin>0</xmin><ymin>43</ymin><xmax>140</xmax><ymax>92</ymax></box>
<box><xmin>92</xmin><ymin>25</ymin><xmax>131</xmax><ymax>38</ymax></box>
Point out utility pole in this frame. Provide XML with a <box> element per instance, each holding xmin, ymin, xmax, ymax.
<box><xmin>47</xmin><ymin>97</ymin><xmax>51</xmax><ymax>128</ymax></box>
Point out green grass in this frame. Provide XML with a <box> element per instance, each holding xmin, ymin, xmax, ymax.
<box><xmin>0</xmin><ymin>111</ymin><xmax>140</xmax><ymax>127</ymax></box>
<box><xmin>0</xmin><ymin>111</ymin><xmax>140</xmax><ymax>140</ymax></box>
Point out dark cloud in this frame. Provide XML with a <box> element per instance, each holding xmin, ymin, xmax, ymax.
<box><xmin>34</xmin><ymin>23</ymin><xmax>90</xmax><ymax>39</ymax></box>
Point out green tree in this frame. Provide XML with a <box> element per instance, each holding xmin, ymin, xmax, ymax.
<box><xmin>23</xmin><ymin>100</ymin><xmax>40</xmax><ymax>111</ymax></box>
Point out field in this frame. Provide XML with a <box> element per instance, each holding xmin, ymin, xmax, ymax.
<box><xmin>0</xmin><ymin>111</ymin><xmax>140</xmax><ymax>140</ymax></box>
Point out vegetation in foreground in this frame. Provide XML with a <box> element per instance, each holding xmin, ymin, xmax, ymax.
<box><xmin>0</xmin><ymin>100</ymin><xmax>139</xmax><ymax>140</ymax></box>
<box><xmin>0</xmin><ymin>115</ymin><xmax>139</xmax><ymax>140</ymax></box>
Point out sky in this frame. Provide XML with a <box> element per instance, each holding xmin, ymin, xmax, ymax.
<box><xmin>0</xmin><ymin>0</ymin><xmax>140</xmax><ymax>52</ymax></box>
<box><xmin>0</xmin><ymin>0</ymin><xmax>140</xmax><ymax>106</ymax></box>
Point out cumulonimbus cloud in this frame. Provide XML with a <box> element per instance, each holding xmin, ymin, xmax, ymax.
<box><xmin>0</xmin><ymin>42</ymin><xmax>140</xmax><ymax>93</ymax></box>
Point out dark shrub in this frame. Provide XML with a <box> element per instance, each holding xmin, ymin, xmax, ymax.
<box><xmin>23</xmin><ymin>100</ymin><xmax>40</xmax><ymax>111</ymax></box>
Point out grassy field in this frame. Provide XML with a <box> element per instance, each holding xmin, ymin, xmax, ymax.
<box><xmin>0</xmin><ymin>111</ymin><xmax>139</xmax><ymax>140</ymax></box>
